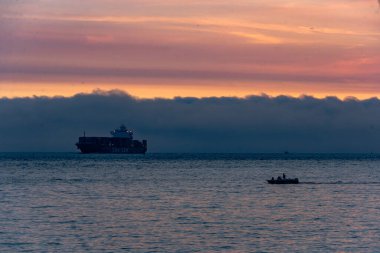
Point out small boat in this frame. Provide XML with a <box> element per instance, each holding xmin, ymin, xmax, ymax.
<box><xmin>267</xmin><ymin>178</ymin><xmax>299</xmax><ymax>184</ymax></box>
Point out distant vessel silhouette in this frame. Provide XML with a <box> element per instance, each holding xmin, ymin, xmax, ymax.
<box><xmin>267</xmin><ymin>174</ymin><xmax>299</xmax><ymax>184</ymax></box>
<box><xmin>76</xmin><ymin>125</ymin><xmax>147</xmax><ymax>154</ymax></box>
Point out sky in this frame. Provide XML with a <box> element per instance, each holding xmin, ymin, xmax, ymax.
<box><xmin>1</xmin><ymin>1</ymin><xmax>380</xmax><ymax>152</ymax></box>
<box><xmin>1</xmin><ymin>0</ymin><xmax>380</xmax><ymax>99</ymax></box>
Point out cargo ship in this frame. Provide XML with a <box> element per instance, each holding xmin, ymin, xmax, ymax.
<box><xmin>76</xmin><ymin>125</ymin><xmax>147</xmax><ymax>154</ymax></box>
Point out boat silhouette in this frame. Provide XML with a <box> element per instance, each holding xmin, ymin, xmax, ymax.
<box><xmin>267</xmin><ymin>174</ymin><xmax>299</xmax><ymax>184</ymax></box>
<box><xmin>76</xmin><ymin>125</ymin><xmax>147</xmax><ymax>154</ymax></box>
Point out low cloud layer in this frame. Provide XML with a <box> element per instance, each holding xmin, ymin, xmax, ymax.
<box><xmin>1</xmin><ymin>90</ymin><xmax>380</xmax><ymax>153</ymax></box>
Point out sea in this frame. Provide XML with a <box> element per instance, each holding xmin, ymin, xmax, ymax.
<box><xmin>0</xmin><ymin>153</ymin><xmax>379</xmax><ymax>252</ymax></box>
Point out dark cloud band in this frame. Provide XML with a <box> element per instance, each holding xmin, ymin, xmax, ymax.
<box><xmin>1</xmin><ymin>90</ymin><xmax>380</xmax><ymax>152</ymax></box>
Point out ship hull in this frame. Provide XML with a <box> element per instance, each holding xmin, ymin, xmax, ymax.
<box><xmin>76</xmin><ymin>137</ymin><xmax>147</xmax><ymax>154</ymax></box>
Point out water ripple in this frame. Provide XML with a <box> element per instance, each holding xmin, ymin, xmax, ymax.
<box><xmin>0</xmin><ymin>153</ymin><xmax>379</xmax><ymax>252</ymax></box>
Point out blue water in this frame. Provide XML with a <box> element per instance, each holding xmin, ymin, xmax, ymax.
<box><xmin>0</xmin><ymin>153</ymin><xmax>380</xmax><ymax>252</ymax></box>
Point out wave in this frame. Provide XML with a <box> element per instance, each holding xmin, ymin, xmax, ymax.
<box><xmin>300</xmin><ymin>181</ymin><xmax>380</xmax><ymax>185</ymax></box>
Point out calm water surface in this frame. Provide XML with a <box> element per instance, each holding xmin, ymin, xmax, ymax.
<box><xmin>0</xmin><ymin>153</ymin><xmax>379</xmax><ymax>252</ymax></box>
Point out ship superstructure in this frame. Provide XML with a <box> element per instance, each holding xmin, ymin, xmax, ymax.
<box><xmin>110</xmin><ymin>124</ymin><xmax>133</xmax><ymax>138</ymax></box>
<box><xmin>76</xmin><ymin>125</ymin><xmax>147</xmax><ymax>154</ymax></box>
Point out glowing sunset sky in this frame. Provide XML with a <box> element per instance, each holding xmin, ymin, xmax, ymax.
<box><xmin>1</xmin><ymin>0</ymin><xmax>380</xmax><ymax>98</ymax></box>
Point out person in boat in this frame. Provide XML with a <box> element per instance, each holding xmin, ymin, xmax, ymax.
<box><xmin>277</xmin><ymin>176</ymin><xmax>282</xmax><ymax>180</ymax></box>
<box><xmin>271</xmin><ymin>177</ymin><xmax>274</xmax><ymax>181</ymax></box>
<box><xmin>283</xmin><ymin>173</ymin><xmax>286</xmax><ymax>179</ymax></box>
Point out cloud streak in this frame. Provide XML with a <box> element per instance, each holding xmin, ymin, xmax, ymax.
<box><xmin>1</xmin><ymin>91</ymin><xmax>380</xmax><ymax>153</ymax></box>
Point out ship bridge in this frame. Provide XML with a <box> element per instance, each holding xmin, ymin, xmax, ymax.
<box><xmin>110</xmin><ymin>124</ymin><xmax>133</xmax><ymax>139</ymax></box>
